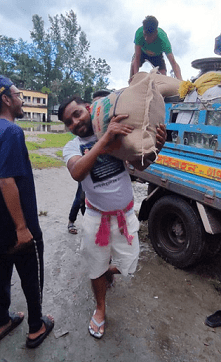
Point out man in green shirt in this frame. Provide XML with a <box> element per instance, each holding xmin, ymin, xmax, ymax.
<box><xmin>130</xmin><ymin>16</ymin><xmax>182</xmax><ymax>82</ymax></box>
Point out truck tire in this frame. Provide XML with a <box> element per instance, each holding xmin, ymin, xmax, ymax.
<box><xmin>148</xmin><ymin>195</ymin><xmax>205</xmax><ymax>268</ymax></box>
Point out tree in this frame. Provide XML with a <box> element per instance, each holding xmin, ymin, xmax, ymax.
<box><xmin>0</xmin><ymin>10</ymin><xmax>111</xmax><ymax>106</ymax></box>
<box><xmin>0</xmin><ymin>35</ymin><xmax>17</xmax><ymax>77</ymax></box>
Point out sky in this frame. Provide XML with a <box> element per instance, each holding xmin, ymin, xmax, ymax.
<box><xmin>1</xmin><ymin>0</ymin><xmax>221</xmax><ymax>90</ymax></box>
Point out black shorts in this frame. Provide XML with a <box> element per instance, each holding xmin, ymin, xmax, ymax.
<box><xmin>139</xmin><ymin>50</ymin><xmax>166</xmax><ymax>71</ymax></box>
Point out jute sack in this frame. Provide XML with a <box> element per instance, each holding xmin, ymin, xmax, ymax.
<box><xmin>130</xmin><ymin>68</ymin><xmax>181</xmax><ymax>97</ymax></box>
<box><xmin>90</xmin><ymin>72</ymin><xmax>165</xmax><ymax>169</ymax></box>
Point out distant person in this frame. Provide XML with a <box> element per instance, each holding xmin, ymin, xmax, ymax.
<box><xmin>67</xmin><ymin>91</ymin><xmax>111</xmax><ymax>234</ymax></box>
<box><xmin>129</xmin><ymin>15</ymin><xmax>182</xmax><ymax>82</ymax></box>
<box><xmin>0</xmin><ymin>75</ymin><xmax>54</xmax><ymax>348</ymax></box>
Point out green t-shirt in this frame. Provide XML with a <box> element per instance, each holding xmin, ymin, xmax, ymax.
<box><xmin>134</xmin><ymin>26</ymin><xmax>172</xmax><ymax>56</ymax></box>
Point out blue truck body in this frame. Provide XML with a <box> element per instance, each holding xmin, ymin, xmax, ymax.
<box><xmin>131</xmin><ymin>95</ymin><xmax>221</xmax><ymax>268</ymax></box>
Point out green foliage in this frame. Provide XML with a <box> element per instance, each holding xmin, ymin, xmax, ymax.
<box><xmin>0</xmin><ymin>11</ymin><xmax>111</xmax><ymax>106</ymax></box>
<box><xmin>41</xmin><ymin>86</ymin><xmax>52</xmax><ymax>94</ymax></box>
<box><xmin>0</xmin><ymin>35</ymin><xmax>17</xmax><ymax>76</ymax></box>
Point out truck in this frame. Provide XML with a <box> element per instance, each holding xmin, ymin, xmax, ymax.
<box><xmin>130</xmin><ymin>58</ymin><xmax>221</xmax><ymax>269</ymax></box>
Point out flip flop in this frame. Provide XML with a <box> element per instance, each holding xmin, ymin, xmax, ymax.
<box><xmin>0</xmin><ymin>312</ymin><xmax>24</xmax><ymax>341</ymax></box>
<box><xmin>68</xmin><ymin>222</ymin><xmax>78</xmax><ymax>234</ymax></box>
<box><xmin>26</xmin><ymin>315</ymin><xmax>54</xmax><ymax>348</ymax></box>
<box><xmin>88</xmin><ymin>311</ymin><xmax>105</xmax><ymax>339</ymax></box>
<box><xmin>205</xmin><ymin>310</ymin><xmax>221</xmax><ymax>328</ymax></box>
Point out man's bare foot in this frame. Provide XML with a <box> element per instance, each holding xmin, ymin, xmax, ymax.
<box><xmin>89</xmin><ymin>310</ymin><xmax>105</xmax><ymax>338</ymax></box>
<box><xmin>0</xmin><ymin>320</ymin><xmax>12</xmax><ymax>335</ymax></box>
<box><xmin>28</xmin><ymin>315</ymin><xmax>54</xmax><ymax>340</ymax></box>
<box><xmin>0</xmin><ymin>312</ymin><xmax>24</xmax><ymax>340</ymax></box>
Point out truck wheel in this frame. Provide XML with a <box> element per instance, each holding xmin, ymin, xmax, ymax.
<box><xmin>148</xmin><ymin>195</ymin><xmax>205</xmax><ymax>268</ymax></box>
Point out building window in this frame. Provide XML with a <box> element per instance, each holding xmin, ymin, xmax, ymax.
<box><xmin>23</xmin><ymin>96</ymin><xmax>31</xmax><ymax>103</ymax></box>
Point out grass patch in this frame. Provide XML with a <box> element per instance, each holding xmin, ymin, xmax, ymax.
<box><xmin>25</xmin><ymin>133</ymin><xmax>74</xmax><ymax>150</ymax></box>
<box><xmin>29</xmin><ymin>153</ymin><xmax>65</xmax><ymax>169</ymax></box>
<box><xmin>36</xmin><ymin>133</ymin><xmax>74</xmax><ymax>148</ymax></box>
<box><xmin>56</xmin><ymin>150</ymin><xmax>63</xmax><ymax>157</ymax></box>
<box><xmin>26</xmin><ymin>142</ymin><xmax>42</xmax><ymax>151</ymax></box>
<box><xmin>16</xmin><ymin>120</ymin><xmax>63</xmax><ymax>128</ymax></box>
<box><xmin>19</xmin><ymin>123</ymin><xmax>74</xmax><ymax>168</ymax></box>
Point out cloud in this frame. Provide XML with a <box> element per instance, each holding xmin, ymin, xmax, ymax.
<box><xmin>113</xmin><ymin>23</ymin><xmax>135</xmax><ymax>62</ymax></box>
<box><xmin>167</xmin><ymin>26</ymin><xmax>191</xmax><ymax>57</ymax></box>
<box><xmin>1</xmin><ymin>0</ymin><xmax>221</xmax><ymax>88</ymax></box>
<box><xmin>70</xmin><ymin>0</ymin><xmax>113</xmax><ymax>18</ymax></box>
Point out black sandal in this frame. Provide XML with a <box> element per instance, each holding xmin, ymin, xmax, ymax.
<box><xmin>68</xmin><ymin>222</ymin><xmax>78</xmax><ymax>234</ymax></box>
<box><xmin>205</xmin><ymin>310</ymin><xmax>221</xmax><ymax>328</ymax></box>
<box><xmin>26</xmin><ymin>315</ymin><xmax>54</xmax><ymax>348</ymax></box>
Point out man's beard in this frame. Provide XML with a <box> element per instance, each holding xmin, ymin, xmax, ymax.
<box><xmin>83</xmin><ymin>121</ymin><xmax>93</xmax><ymax>137</ymax></box>
<box><xmin>16</xmin><ymin>109</ymin><xmax>24</xmax><ymax>119</ymax></box>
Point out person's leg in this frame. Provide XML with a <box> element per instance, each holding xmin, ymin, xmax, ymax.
<box><xmin>130</xmin><ymin>50</ymin><xmax>150</xmax><ymax>80</ymax></box>
<box><xmin>68</xmin><ymin>183</ymin><xmax>83</xmax><ymax>234</ymax></box>
<box><xmin>129</xmin><ymin>54</ymin><xmax>136</xmax><ymax>80</ymax></box>
<box><xmin>81</xmin><ymin>211</ymin><xmax>111</xmax><ymax>337</ymax></box>
<box><xmin>14</xmin><ymin>239</ymin><xmax>44</xmax><ymax>335</ymax></box>
<box><xmin>147</xmin><ymin>54</ymin><xmax>167</xmax><ymax>74</ymax></box>
<box><xmin>90</xmin><ymin>274</ymin><xmax>107</xmax><ymax>334</ymax></box>
<box><xmin>69</xmin><ymin>183</ymin><xmax>83</xmax><ymax>222</ymax></box>
<box><xmin>104</xmin><ymin>266</ymin><xmax>120</xmax><ymax>288</ymax></box>
<box><xmin>110</xmin><ymin>212</ymin><xmax>140</xmax><ymax>276</ymax></box>
<box><xmin>80</xmin><ymin>189</ymin><xmax>86</xmax><ymax>216</ymax></box>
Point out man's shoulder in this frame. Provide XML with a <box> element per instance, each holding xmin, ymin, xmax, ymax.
<box><xmin>158</xmin><ymin>28</ymin><xmax>169</xmax><ymax>39</ymax></box>
<box><xmin>135</xmin><ymin>26</ymin><xmax>143</xmax><ymax>37</ymax></box>
<box><xmin>157</xmin><ymin>28</ymin><xmax>172</xmax><ymax>52</ymax></box>
<box><xmin>0</xmin><ymin>118</ymin><xmax>23</xmax><ymax>138</ymax></box>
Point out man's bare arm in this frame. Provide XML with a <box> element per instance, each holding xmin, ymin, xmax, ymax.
<box><xmin>166</xmin><ymin>53</ymin><xmax>182</xmax><ymax>80</ymax></box>
<box><xmin>0</xmin><ymin>177</ymin><xmax>33</xmax><ymax>245</ymax></box>
<box><xmin>133</xmin><ymin>45</ymin><xmax>142</xmax><ymax>75</ymax></box>
<box><xmin>67</xmin><ymin>115</ymin><xmax>132</xmax><ymax>182</ymax></box>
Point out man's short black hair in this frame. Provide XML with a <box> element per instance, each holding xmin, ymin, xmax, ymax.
<box><xmin>143</xmin><ymin>16</ymin><xmax>158</xmax><ymax>34</ymax></box>
<box><xmin>58</xmin><ymin>95</ymin><xmax>84</xmax><ymax>121</ymax></box>
<box><xmin>92</xmin><ymin>90</ymin><xmax>110</xmax><ymax>100</ymax></box>
<box><xmin>0</xmin><ymin>88</ymin><xmax>11</xmax><ymax>112</ymax></box>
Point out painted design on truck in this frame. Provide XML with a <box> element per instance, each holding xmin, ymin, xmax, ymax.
<box><xmin>157</xmin><ymin>154</ymin><xmax>221</xmax><ymax>182</ymax></box>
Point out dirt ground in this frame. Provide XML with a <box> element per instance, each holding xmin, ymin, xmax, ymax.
<box><xmin>1</xmin><ymin>165</ymin><xmax>221</xmax><ymax>362</ymax></box>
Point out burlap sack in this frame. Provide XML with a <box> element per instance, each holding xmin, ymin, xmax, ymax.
<box><xmin>90</xmin><ymin>72</ymin><xmax>165</xmax><ymax>169</ymax></box>
<box><xmin>131</xmin><ymin>69</ymin><xmax>181</xmax><ymax>97</ymax></box>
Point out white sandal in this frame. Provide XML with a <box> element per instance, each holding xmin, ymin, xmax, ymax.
<box><xmin>88</xmin><ymin>311</ymin><xmax>105</xmax><ymax>339</ymax></box>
